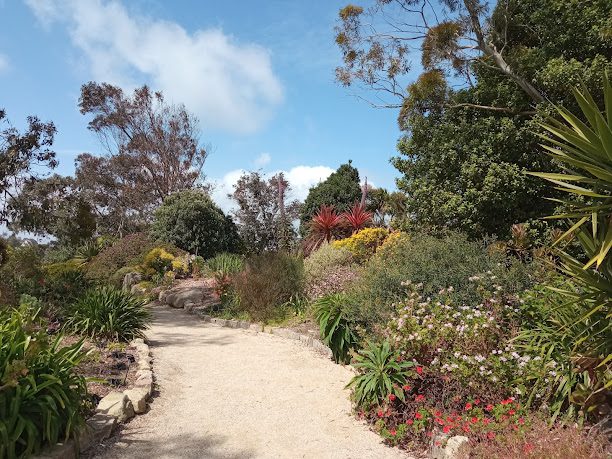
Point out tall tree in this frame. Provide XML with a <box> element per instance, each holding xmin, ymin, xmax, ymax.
<box><xmin>77</xmin><ymin>82</ymin><xmax>209</xmax><ymax>235</ymax></box>
<box><xmin>7</xmin><ymin>174</ymin><xmax>96</xmax><ymax>246</ymax></box>
<box><xmin>335</xmin><ymin>0</ymin><xmax>612</xmax><ymax>238</ymax></box>
<box><xmin>299</xmin><ymin>161</ymin><xmax>362</xmax><ymax>232</ymax></box>
<box><xmin>230</xmin><ymin>171</ymin><xmax>301</xmax><ymax>254</ymax></box>
<box><xmin>0</xmin><ymin>109</ymin><xmax>57</xmax><ymax>223</ymax></box>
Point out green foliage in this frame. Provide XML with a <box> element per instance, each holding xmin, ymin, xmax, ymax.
<box><xmin>205</xmin><ymin>253</ymin><xmax>244</xmax><ymax>301</ymax></box>
<box><xmin>0</xmin><ymin>244</ymin><xmax>44</xmax><ymax>307</ymax></box>
<box><xmin>299</xmin><ymin>161</ymin><xmax>361</xmax><ymax>233</ymax></box>
<box><xmin>0</xmin><ymin>305</ymin><xmax>88</xmax><ymax>458</ymax></box>
<box><xmin>151</xmin><ymin>190</ymin><xmax>241</xmax><ymax>258</ymax></box>
<box><xmin>85</xmin><ymin>233</ymin><xmax>156</xmax><ymax>285</ymax></box>
<box><xmin>232</xmin><ymin>252</ymin><xmax>303</xmax><ymax>323</ymax></box>
<box><xmin>352</xmin><ymin>231</ymin><xmax>535</xmax><ymax>329</ymax></box>
<box><xmin>314</xmin><ymin>294</ymin><xmax>359</xmax><ymax>364</ymax></box>
<box><xmin>523</xmin><ymin>76</ymin><xmax>612</xmax><ymax>421</ymax></box>
<box><xmin>41</xmin><ymin>260</ymin><xmax>90</xmax><ymax>312</ymax></box>
<box><xmin>64</xmin><ymin>287</ymin><xmax>151</xmax><ymax>342</ymax></box>
<box><xmin>72</xmin><ymin>239</ymin><xmax>105</xmax><ymax>266</ymax></box>
<box><xmin>347</xmin><ymin>340</ymin><xmax>413</xmax><ymax>408</ymax></box>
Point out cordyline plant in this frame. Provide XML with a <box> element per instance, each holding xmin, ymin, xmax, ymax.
<box><xmin>305</xmin><ymin>205</ymin><xmax>345</xmax><ymax>252</ymax></box>
<box><xmin>342</xmin><ymin>202</ymin><xmax>373</xmax><ymax>233</ymax></box>
<box><xmin>525</xmin><ymin>72</ymin><xmax>612</xmax><ymax>421</ymax></box>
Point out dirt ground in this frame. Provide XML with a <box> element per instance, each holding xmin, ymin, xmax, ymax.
<box><xmin>90</xmin><ymin>303</ymin><xmax>411</xmax><ymax>459</ymax></box>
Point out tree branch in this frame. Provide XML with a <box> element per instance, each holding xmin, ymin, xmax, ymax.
<box><xmin>449</xmin><ymin>103</ymin><xmax>536</xmax><ymax>116</ymax></box>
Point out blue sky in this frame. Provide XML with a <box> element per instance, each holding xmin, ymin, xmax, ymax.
<box><xmin>0</xmin><ymin>0</ymin><xmax>411</xmax><ymax>210</ymax></box>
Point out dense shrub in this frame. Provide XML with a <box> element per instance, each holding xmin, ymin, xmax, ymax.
<box><xmin>332</xmin><ymin>227</ymin><xmax>389</xmax><ymax>262</ymax></box>
<box><xmin>352</xmin><ymin>231</ymin><xmax>535</xmax><ymax>329</ymax></box>
<box><xmin>65</xmin><ymin>287</ymin><xmax>151</xmax><ymax>341</ymax></box>
<box><xmin>150</xmin><ymin>190</ymin><xmax>241</xmax><ymax>258</ymax></box>
<box><xmin>304</xmin><ymin>243</ymin><xmax>358</xmax><ymax>299</ymax></box>
<box><xmin>0</xmin><ymin>244</ymin><xmax>45</xmax><ymax>307</ymax></box>
<box><xmin>0</xmin><ymin>306</ymin><xmax>88</xmax><ymax>458</ymax></box>
<box><xmin>142</xmin><ymin>247</ymin><xmax>175</xmax><ymax>276</ymax></box>
<box><xmin>232</xmin><ymin>252</ymin><xmax>303</xmax><ymax>322</ymax></box>
<box><xmin>41</xmin><ymin>260</ymin><xmax>90</xmax><ymax>314</ymax></box>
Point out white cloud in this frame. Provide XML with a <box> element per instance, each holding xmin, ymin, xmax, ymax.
<box><xmin>0</xmin><ymin>53</ymin><xmax>9</xmax><ymax>73</ymax></box>
<box><xmin>25</xmin><ymin>0</ymin><xmax>283</xmax><ymax>133</ymax></box>
<box><xmin>254</xmin><ymin>152</ymin><xmax>271</xmax><ymax>167</ymax></box>
<box><xmin>210</xmin><ymin>165</ymin><xmax>334</xmax><ymax>213</ymax></box>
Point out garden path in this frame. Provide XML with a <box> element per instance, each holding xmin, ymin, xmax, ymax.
<box><xmin>91</xmin><ymin>302</ymin><xmax>410</xmax><ymax>459</ymax></box>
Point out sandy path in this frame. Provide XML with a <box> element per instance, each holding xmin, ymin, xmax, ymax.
<box><xmin>92</xmin><ymin>303</ymin><xmax>409</xmax><ymax>459</ymax></box>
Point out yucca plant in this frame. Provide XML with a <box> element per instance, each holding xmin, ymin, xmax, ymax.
<box><xmin>524</xmin><ymin>73</ymin><xmax>612</xmax><ymax>420</ymax></box>
<box><xmin>341</xmin><ymin>202</ymin><xmax>373</xmax><ymax>234</ymax></box>
<box><xmin>64</xmin><ymin>287</ymin><xmax>151</xmax><ymax>342</ymax></box>
<box><xmin>0</xmin><ymin>306</ymin><xmax>88</xmax><ymax>459</ymax></box>
<box><xmin>313</xmin><ymin>294</ymin><xmax>359</xmax><ymax>364</ymax></box>
<box><xmin>306</xmin><ymin>205</ymin><xmax>345</xmax><ymax>253</ymax></box>
<box><xmin>346</xmin><ymin>340</ymin><xmax>414</xmax><ymax>408</ymax></box>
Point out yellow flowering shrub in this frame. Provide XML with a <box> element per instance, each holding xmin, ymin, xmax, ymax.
<box><xmin>142</xmin><ymin>247</ymin><xmax>175</xmax><ymax>276</ymax></box>
<box><xmin>332</xmin><ymin>227</ymin><xmax>389</xmax><ymax>262</ymax></box>
<box><xmin>376</xmin><ymin>231</ymin><xmax>410</xmax><ymax>257</ymax></box>
<box><xmin>171</xmin><ymin>257</ymin><xmax>189</xmax><ymax>276</ymax></box>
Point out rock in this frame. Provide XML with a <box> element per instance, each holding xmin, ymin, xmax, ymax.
<box><xmin>122</xmin><ymin>272</ymin><xmax>142</xmax><ymax>293</ymax></box>
<box><xmin>165</xmin><ymin>288</ymin><xmax>204</xmax><ymax>309</ymax></box>
<box><xmin>431</xmin><ymin>435</ymin><xmax>470</xmax><ymax>459</ymax></box>
<box><xmin>130</xmin><ymin>283</ymin><xmax>148</xmax><ymax>296</ymax></box>
<box><xmin>96</xmin><ymin>392</ymin><xmax>135</xmax><ymax>423</ymax></box>
<box><xmin>135</xmin><ymin>370</ymin><xmax>154</xmax><ymax>395</ymax></box>
<box><xmin>124</xmin><ymin>387</ymin><xmax>149</xmax><ymax>414</ymax></box>
<box><xmin>81</xmin><ymin>413</ymin><xmax>117</xmax><ymax>448</ymax></box>
<box><xmin>159</xmin><ymin>290</ymin><xmax>168</xmax><ymax>303</ymax></box>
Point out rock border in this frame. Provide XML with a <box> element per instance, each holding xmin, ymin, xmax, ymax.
<box><xmin>33</xmin><ymin>338</ymin><xmax>154</xmax><ymax>459</ymax></box>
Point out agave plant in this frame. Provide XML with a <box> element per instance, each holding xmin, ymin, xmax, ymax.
<box><xmin>341</xmin><ymin>202</ymin><xmax>373</xmax><ymax>233</ymax></box>
<box><xmin>524</xmin><ymin>72</ymin><xmax>612</xmax><ymax>420</ymax></box>
<box><xmin>346</xmin><ymin>340</ymin><xmax>414</xmax><ymax>408</ymax></box>
<box><xmin>72</xmin><ymin>239</ymin><xmax>104</xmax><ymax>266</ymax></box>
<box><xmin>314</xmin><ymin>294</ymin><xmax>359</xmax><ymax>364</ymax></box>
<box><xmin>306</xmin><ymin>205</ymin><xmax>345</xmax><ymax>252</ymax></box>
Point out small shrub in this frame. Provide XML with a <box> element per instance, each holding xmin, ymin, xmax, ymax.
<box><xmin>42</xmin><ymin>259</ymin><xmax>90</xmax><ymax>312</ymax></box>
<box><xmin>65</xmin><ymin>287</ymin><xmax>151</xmax><ymax>341</ymax></box>
<box><xmin>347</xmin><ymin>340</ymin><xmax>414</xmax><ymax>407</ymax></box>
<box><xmin>0</xmin><ymin>244</ymin><xmax>45</xmax><ymax>306</ymax></box>
<box><xmin>0</xmin><ymin>305</ymin><xmax>88</xmax><ymax>458</ymax></box>
<box><xmin>314</xmin><ymin>294</ymin><xmax>359</xmax><ymax>364</ymax></box>
<box><xmin>205</xmin><ymin>253</ymin><xmax>244</xmax><ymax>300</ymax></box>
<box><xmin>232</xmin><ymin>252</ymin><xmax>303</xmax><ymax>322</ymax></box>
<box><xmin>332</xmin><ymin>227</ymin><xmax>389</xmax><ymax>262</ymax></box>
<box><xmin>304</xmin><ymin>243</ymin><xmax>358</xmax><ymax>299</ymax></box>
<box><xmin>142</xmin><ymin>247</ymin><xmax>175</xmax><ymax>276</ymax></box>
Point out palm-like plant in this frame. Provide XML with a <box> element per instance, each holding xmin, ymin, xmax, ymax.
<box><xmin>346</xmin><ymin>340</ymin><xmax>414</xmax><ymax>408</ymax></box>
<box><xmin>525</xmin><ymin>73</ymin><xmax>612</xmax><ymax>420</ymax></box>
<box><xmin>341</xmin><ymin>202</ymin><xmax>373</xmax><ymax>233</ymax></box>
<box><xmin>306</xmin><ymin>205</ymin><xmax>344</xmax><ymax>252</ymax></box>
<box><xmin>314</xmin><ymin>294</ymin><xmax>359</xmax><ymax>364</ymax></box>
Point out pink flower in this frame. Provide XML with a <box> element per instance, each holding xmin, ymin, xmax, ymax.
<box><xmin>485</xmin><ymin>404</ymin><xmax>494</xmax><ymax>412</ymax></box>
<box><xmin>390</xmin><ymin>429</ymin><xmax>397</xmax><ymax>436</ymax></box>
<box><xmin>415</xmin><ymin>412</ymin><xmax>423</xmax><ymax>420</ymax></box>
<box><xmin>377</xmin><ymin>410</ymin><xmax>384</xmax><ymax>418</ymax></box>
<box><xmin>487</xmin><ymin>432</ymin><xmax>496</xmax><ymax>440</ymax></box>
<box><xmin>389</xmin><ymin>394</ymin><xmax>396</xmax><ymax>401</ymax></box>
<box><xmin>443</xmin><ymin>425</ymin><xmax>451</xmax><ymax>434</ymax></box>
<box><xmin>415</xmin><ymin>394</ymin><xmax>426</xmax><ymax>402</ymax></box>
<box><xmin>416</xmin><ymin>366</ymin><xmax>423</xmax><ymax>375</ymax></box>
<box><xmin>464</xmin><ymin>403</ymin><xmax>472</xmax><ymax>411</ymax></box>
<box><xmin>406</xmin><ymin>419</ymin><xmax>414</xmax><ymax>425</ymax></box>
<box><xmin>403</xmin><ymin>384</ymin><xmax>411</xmax><ymax>391</ymax></box>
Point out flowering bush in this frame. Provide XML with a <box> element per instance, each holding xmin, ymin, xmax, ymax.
<box><xmin>142</xmin><ymin>247</ymin><xmax>175</xmax><ymax>276</ymax></box>
<box><xmin>332</xmin><ymin>227</ymin><xmax>389</xmax><ymax>263</ymax></box>
<box><xmin>304</xmin><ymin>243</ymin><xmax>358</xmax><ymax>300</ymax></box>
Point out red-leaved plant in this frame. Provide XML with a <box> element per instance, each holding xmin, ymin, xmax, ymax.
<box><xmin>306</xmin><ymin>205</ymin><xmax>345</xmax><ymax>253</ymax></box>
<box><xmin>342</xmin><ymin>202</ymin><xmax>372</xmax><ymax>233</ymax></box>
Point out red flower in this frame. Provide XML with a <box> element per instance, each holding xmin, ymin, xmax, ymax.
<box><xmin>508</xmin><ymin>409</ymin><xmax>516</xmax><ymax>415</ymax></box>
<box><xmin>462</xmin><ymin>425</ymin><xmax>471</xmax><ymax>433</ymax></box>
<box><xmin>483</xmin><ymin>418</ymin><xmax>491</xmax><ymax>425</ymax></box>
<box><xmin>390</xmin><ymin>429</ymin><xmax>397</xmax><ymax>436</ymax></box>
<box><xmin>426</xmin><ymin>431</ymin><xmax>433</xmax><ymax>437</ymax></box>
<box><xmin>415</xmin><ymin>394</ymin><xmax>426</xmax><ymax>402</ymax></box>
<box><xmin>443</xmin><ymin>425</ymin><xmax>451</xmax><ymax>434</ymax></box>
<box><xmin>389</xmin><ymin>394</ymin><xmax>396</xmax><ymax>401</ymax></box>
<box><xmin>416</xmin><ymin>366</ymin><xmax>423</xmax><ymax>375</ymax></box>
<box><xmin>518</xmin><ymin>417</ymin><xmax>525</xmax><ymax>425</ymax></box>
<box><xmin>464</xmin><ymin>403</ymin><xmax>472</xmax><ymax>411</ymax></box>
<box><xmin>523</xmin><ymin>443</ymin><xmax>534</xmax><ymax>453</ymax></box>
<box><xmin>485</xmin><ymin>404</ymin><xmax>494</xmax><ymax>412</ymax></box>
<box><xmin>512</xmin><ymin>424</ymin><xmax>519</xmax><ymax>431</ymax></box>
<box><xmin>470</xmin><ymin>417</ymin><xmax>479</xmax><ymax>424</ymax></box>
<box><xmin>377</xmin><ymin>410</ymin><xmax>384</xmax><ymax>418</ymax></box>
<box><xmin>435</xmin><ymin>418</ymin><xmax>445</xmax><ymax>426</ymax></box>
<box><xmin>474</xmin><ymin>399</ymin><xmax>481</xmax><ymax>405</ymax></box>
<box><xmin>434</xmin><ymin>410</ymin><xmax>442</xmax><ymax>417</ymax></box>
<box><xmin>446</xmin><ymin>416</ymin><xmax>454</xmax><ymax>423</ymax></box>
<box><xmin>501</xmin><ymin>399</ymin><xmax>512</xmax><ymax>405</ymax></box>
<box><xmin>415</xmin><ymin>412</ymin><xmax>423</xmax><ymax>420</ymax></box>
<box><xmin>487</xmin><ymin>432</ymin><xmax>496</xmax><ymax>440</ymax></box>
<box><xmin>402</xmin><ymin>385</ymin><xmax>411</xmax><ymax>391</ymax></box>
<box><xmin>406</xmin><ymin>419</ymin><xmax>414</xmax><ymax>425</ymax></box>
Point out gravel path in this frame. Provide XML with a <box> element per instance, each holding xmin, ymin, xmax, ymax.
<box><xmin>92</xmin><ymin>303</ymin><xmax>409</xmax><ymax>459</ymax></box>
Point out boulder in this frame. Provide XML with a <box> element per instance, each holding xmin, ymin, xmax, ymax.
<box><xmin>431</xmin><ymin>434</ymin><xmax>470</xmax><ymax>459</ymax></box>
<box><xmin>96</xmin><ymin>392</ymin><xmax>135</xmax><ymax>423</ymax></box>
<box><xmin>124</xmin><ymin>387</ymin><xmax>149</xmax><ymax>414</ymax></box>
<box><xmin>164</xmin><ymin>288</ymin><xmax>204</xmax><ymax>309</ymax></box>
<box><xmin>122</xmin><ymin>272</ymin><xmax>142</xmax><ymax>293</ymax></box>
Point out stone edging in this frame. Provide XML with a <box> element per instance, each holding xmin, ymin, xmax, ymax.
<box><xmin>183</xmin><ymin>307</ymin><xmax>334</xmax><ymax>359</ymax></box>
<box><xmin>34</xmin><ymin>338</ymin><xmax>154</xmax><ymax>459</ymax></box>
